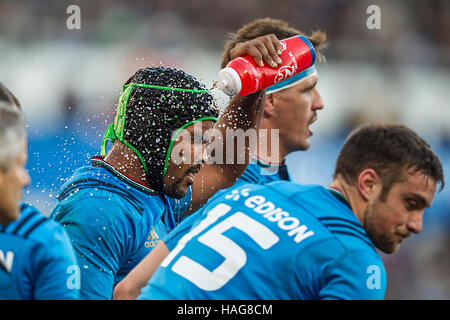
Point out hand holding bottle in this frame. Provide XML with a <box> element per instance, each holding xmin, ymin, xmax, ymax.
<box><xmin>228</xmin><ymin>34</ymin><xmax>285</xmax><ymax>68</ymax></box>
<box><xmin>217</xmin><ymin>35</ymin><xmax>316</xmax><ymax>96</ymax></box>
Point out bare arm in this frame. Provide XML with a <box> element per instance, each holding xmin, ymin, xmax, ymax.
<box><xmin>186</xmin><ymin>90</ymin><xmax>265</xmax><ymax>214</ymax></box>
<box><xmin>113</xmin><ymin>241</ymin><xmax>169</xmax><ymax>300</ymax></box>
<box><xmin>185</xmin><ymin>35</ymin><xmax>283</xmax><ymax>215</ymax></box>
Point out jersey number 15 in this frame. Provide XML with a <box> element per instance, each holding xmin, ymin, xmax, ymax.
<box><xmin>161</xmin><ymin>203</ymin><xmax>279</xmax><ymax>291</ymax></box>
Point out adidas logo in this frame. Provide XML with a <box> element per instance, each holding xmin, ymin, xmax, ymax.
<box><xmin>144</xmin><ymin>228</ymin><xmax>160</xmax><ymax>248</ymax></box>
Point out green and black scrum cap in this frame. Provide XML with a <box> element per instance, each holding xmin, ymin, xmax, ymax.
<box><xmin>101</xmin><ymin>67</ymin><xmax>218</xmax><ymax>192</ymax></box>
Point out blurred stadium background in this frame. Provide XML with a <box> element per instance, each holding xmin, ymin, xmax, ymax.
<box><xmin>1</xmin><ymin>0</ymin><xmax>448</xmax><ymax>299</ymax></box>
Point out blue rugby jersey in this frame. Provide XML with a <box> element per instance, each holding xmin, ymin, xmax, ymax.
<box><xmin>49</xmin><ymin>156</ymin><xmax>192</xmax><ymax>300</ymax></box>
<box><xmin>0</xmin><ymin>203</ymin><xmax>79</xmax><ymax>300</ymax></box>
<box><xmin>237</xmin><ymin>158</ymin><xmax>290</xmax><ymax>186</ymax></box>
<box><xmin>163</xmin><ymin>159</ymin><xmax>291</xmax><ymax>251</ymax></box>
<box><xmin>117</xmin><ymin>158</ymin><xmax>289</xmax><ymax>299</ymax></box>
<box><xmin>138</xmin><ymin>181</ymin><xmax>386</xmax><ymax>300</ymax></box>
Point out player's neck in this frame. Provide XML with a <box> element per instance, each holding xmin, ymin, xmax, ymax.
<box><xmin>256</xmin><ymin>127</ymin><xmax>287</xmax><ymax>164</ymax></box>
<box><xmin>103</xmin><ymin>141</ymin><xmax>151</xmax><ymax>188</ymax></box>
<box><xmin>329</xmin><ymin>178</ymin><xmax>366</xmax><ymax>226</ymax></box>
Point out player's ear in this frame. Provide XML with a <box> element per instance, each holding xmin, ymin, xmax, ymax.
<box><xmin>264</xmin><ymin>94</ymin><xmax>276</xmax><ymax>118</ymax></box>
<box><xmin>357</xmin><ymin>168</ymin><xmax>381</xmax><ymax>202</ymax></box>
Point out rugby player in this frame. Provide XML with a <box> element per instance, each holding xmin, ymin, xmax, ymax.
<box><xmin>49</xmin><ymin>35</ymin><xmax>289</xmax><ymax>299</ymax></box>
<box><xmin>138</xmin><ymin>122</ymin><xmax>444</xmax><ymax>300</ymax></box>
<box><xmin>0</xmin><ymin>83</ymin><xmax>79</xmax><ymax>300</ymax></box>
<box><xmin>114</xmin><ymin>18</ymin><xmax>326</xmax><ymax>299</ymax></box>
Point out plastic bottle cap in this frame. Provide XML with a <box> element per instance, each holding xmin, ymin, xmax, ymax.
<box><xmin>216</xmin><ymin>67</ymin><xmax>242</xmax><ymax>96</ymax></box>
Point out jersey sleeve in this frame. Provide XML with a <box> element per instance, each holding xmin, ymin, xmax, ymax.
<box><xmin>319</xmin><ymin>250</ymin><xmax>387</xmax><ymax>300</ymax></box>
<box><xmin>31</xmin><ymin>224</ymin><xmax>80</xmax><ymax>300</ymax></box>
<box><xmin>53</xmin><ymin>198</ymin><xmax>135</xmax><ymax>300</ymax></box>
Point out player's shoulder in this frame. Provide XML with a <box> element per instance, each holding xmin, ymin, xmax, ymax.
<box><xmin>243</xmin><ymin>182</ymin><xmax>377</xmax><ymax>252</ymax></box>
<box><xmin>51</xmin><ymin>168</ymin><xmax>157</xmax><ymax>223</ymax></box>
<box><xmin>268</xmin><ymin>182</ymin><xmax>376</xmax><ymax>253</ymax></box>
<box><xmin>51</xmin><ymin>194</ymin><xmax>144</xmax><ymax>233</ymax></box>
<box><xmin>54</xmin><ymin>162</ymin><xmax>159</xmax><ymax>214</ymax></box>
<box><xmin>3</xmin><ymin>203</ymin><xmax>62</xmax><ymax>244</ymax></box>
<box><xmin>56</xmin><ymin>178</ymin><xmax>145</xmax><ymax>214</ymax></box>
<box><xmin>312</xmin><ymin>190</ymin><xmax>376</xmax><ymax>253</ymax></box>
<box><xmin>254</xmin><ymin>180</ymin><xmax>321</xmax><ymax>196</ymax></box>
<box><xmin>238</xmin><ymin>163</ymin><xmax>264</xmax><ymax>184</ymax></box>
<box><xmin>318</xmin><ymin>217</ymin><xmax>375</xmax><ymax>254</ymax></box>
<box><xmin>233</xmin><ymin>180</ymin><xmax>329</xmax><ymax>212</ymax></box>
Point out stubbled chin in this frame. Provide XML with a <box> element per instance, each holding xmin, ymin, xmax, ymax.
<box><xmin>164</xmin><ymin>182</ymin><xmax>188</xmax><ymax>199</ymax></box>
<box><xmin>173</xmin><ymin>188</ymin><xmax>188</xmax><ymax>199</ymax></box>
<box><xmin>379</xmin><ymin>241</ymin><xmax>400</xmax><ymax>254</ymax></box>
<box><xmin>300</xmin><ymin>138</ymin><xmax>310</xmax><ymax>151</ymax></box>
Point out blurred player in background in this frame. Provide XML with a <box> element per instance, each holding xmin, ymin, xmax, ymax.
<box><xmin>114</xmin><ymin>18</ymin><xmax>327</xmax><ymax>299</ymax></box>
<box><xmin>0</xmin><ymin>82</ymin><xmax>21</xmax><ymax>109</ymax></box>
<box><xmin>138</xmin><ymin>122</ymin><xmax>444</xmax><ymax>300</ymax></box>
<box><xmin>49</xmin><ymin>41</ymin><xmax>275</xmax><ymax>298</ymax></box>
<box><xmin>0</xmin><ymin>83</ymin><xmax>79</xmax><ymax>300</ymax></box>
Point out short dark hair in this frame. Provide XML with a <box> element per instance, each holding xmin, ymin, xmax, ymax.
<box><xmin>0</xmin><ymin>82</ymin><xmax>21</xmax><ymax>109</ymax></box>
<box><xmin>334</xmin><ymin>122</ymin><xmax>444</xmax><ymax>200</ymax></box>
<box><xmin>221</xmin><ymin>17</ymin><xmax>327</xmax><ymax>68</ymax></box>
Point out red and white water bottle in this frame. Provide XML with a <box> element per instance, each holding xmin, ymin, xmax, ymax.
<box><xmin>216</xmin><ymin>35</ymin><xmax>316</xmax><ymax>96</ymax></box>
